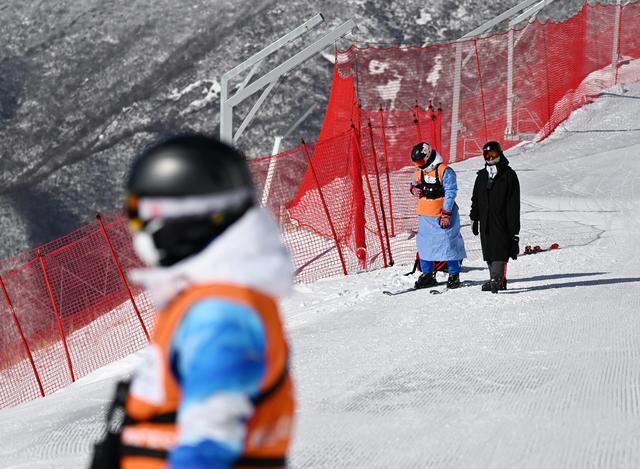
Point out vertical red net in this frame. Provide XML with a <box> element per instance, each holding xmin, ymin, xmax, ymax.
<box><xmin>1</xmin><ymin>1</ymin><xmax>639</xmax><ymax>408</ymax></box>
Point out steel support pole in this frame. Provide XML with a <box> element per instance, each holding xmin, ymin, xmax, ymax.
<box><xmin>505</xmin><ymin>29</ymin><xmax>515</xmax><ymax>137</ymax></box>
<box><xmin>233</xmin><ymin>79</ymin><xmax>279</xmax><ymax>143</ymax></box>
<box><xmin>220</xmin><ymin>14</ymin><xmax>324</xmax><ymax>143</ymax></box>
<box><xmin>451</xmin><ymin>0</ymin><xmax>557</xmax><ymax>148</ymax></box>
<box><xmin>509</xmin><ymin>0</ymin><xmax>556</xmax><ymax>27</ymax></box>
<box><xmin>220</xmin><ymin>80</ymin><xmax>233</xmax><ymax>143</ymax></box>
<box><xmin>611</xmin><ymin>0</ymin><xmax>623</xmax><ymax>85</ymax></box>
<box><xmin>261</xmin><ymin>103</ymin><xmax>316</xmax><ymax>206</ymax></box>
<box><xmin>460</xmin><ymin>0</ymin><xmax>542</xmax><ymax>39</ymax></box>
<box><xmin>220</xmin><ymin>15</ymin><xmax>355</xmax><ymax>145</ymax></box>
<box><xmin>224</xmin><ymin>14</ymin><xmax>324</xmax><ymax>81</ymax></box>
<box><xmin>226</xmin><ymin>20</ymin><xmax>356</xmax><ymax>109</ymax></box>
<box><xmin>449</xmin><ymin>42</ymin><xmax>463</xmax><ymax>162</ymax></box>
<box><xmin>261</xmin><ymin>137</ymin><xmax>283</xmax><ymax>207</ymax></box>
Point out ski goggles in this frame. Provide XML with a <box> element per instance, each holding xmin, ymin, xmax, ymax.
<box><xmin>125</xmin><ymin>189</ymin><xmax>254</xmax><ymax>231</ymax></box>
<box><xmin>483</xmin><ymin>149</ymin><xmax>500</xmax><ymax>160</ymax></box>
<box><xmin>126</xmin><ymin>194</ymin><xmax>144</xmax><ymax>232</ymax></box>
<box><xmin>413</xmin><ymin>157</ymin><xmax>427</xmax><ymax>167</ymax></box>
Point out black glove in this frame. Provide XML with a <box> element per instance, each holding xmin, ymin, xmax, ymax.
<box><xmin>471</xmin><ymin>220</ymin><xmax>479</xmax><ymax>236</ymax></box>
<box><xmin>510</xmin><ymin>236</ymin><xmax>519</xmax><ymax>260</ymax></box>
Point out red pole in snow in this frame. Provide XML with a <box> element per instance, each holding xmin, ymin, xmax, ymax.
<box><xmin>38</xmin><ymin>249</ymin><xmax>75</xmax><ymax>383</ymax></box>
<box><xmin>351</xmin><ymin>125</ymin><xmax>388</xmax><ymax>268</ymax></box>
<box><xmin>378</xmin><ymin>107</ymin><xmax>395</xmax><ymax>237</ymax></box>
<box><xmin>96</xmin><ymin>213</ymin><xmax>150</xmax><ymax>342</ymax></box>
<box><xmin>428</xmin><ymin>99</ymin><xmax>437</xmax><ymax>150</ymax></box>
<box><xmin>436</xmin><ymin>103</ymin><xmax>444</xmax><ymax>154</ymax></box>
<box><xmin>301</xmin><ymin>140</ymin><xmax>348</xmax><ymax>276</ymax></box>
<box><xmin>367</xmin><ymin>121</ymin><xmax>394</xmax><ymax>266</ymax></box>
<box><xmin>413</xmin><ymin>104</ymin><xmax>423</xmax><ymax>142</ymax></box>
<box><xmin>0</xmin><ymin>275</ymin><xmax>45</xmax><ymax>397</ymax></box>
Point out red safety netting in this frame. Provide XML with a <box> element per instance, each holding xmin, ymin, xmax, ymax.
<box><xmin>286</xmin><ymin>0</ymin><xmax>640</xmax><ymax>269</ymax></box>
<box><xmin>0</xmin><ymin>215</ymin><xmax>154</xmax><ymax>408</ymax></box>
<box><xmin>1</xmin><ymin>0</ymin><xmax>639</xmax><ymax>409</ymax></box>
<box><xmin>332</xmin><ymin>1</ymin><xmax>637</xmax><ymax>160</ymax></box>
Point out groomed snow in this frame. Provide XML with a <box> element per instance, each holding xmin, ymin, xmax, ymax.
<box><xmin>1</xmin><ymin>84</ymin><xmax>640</xmax><ymax>468</ymax></box>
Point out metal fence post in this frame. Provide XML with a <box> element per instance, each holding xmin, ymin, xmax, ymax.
<box><xmin>473</xmin><ymin>39</ymin><xmax>489</xmax><ymax>143</ymax></box>
<box><xmin>449</xmin><ymin>42</ymin><xmax>463</xmax><ymax>162</ymax></box>
<box><xmin>300</xmin><ymin>140</ymin><xmax>348</xmax><ymax>276</ymax></box>
<box><xmin>38</xmin><ymin>249</ymin><xmax>75</xmax><ymax>383</ymax></box>
<box><xmin>506</xmin><ymin>28</ymin><xmax>515</xmax><ymax>138</ymax></box>
<box><xmin>367</xmin><ymin>121</ymin><xmax>393</xmax><ymax>266</ymax></box>
<box><xmin>96</xmin><ymin>214</ymin><xmax>150</xmax><ymax>342</ymax></box>
<box><xmin>413</xmin><ymin>104</ymin><xmax>423</xmax><ymax>141</ymax></box>
<box><xmin>611</xmin><ymin>0</ymin><xmax>623</xmax><ymax>85</ymax></box>
<box><xmin>351</xmin><ymin>126</ymin><xmax>388</xmax><ymax>268</ymax></box>
<box><xmin>0</xmin><ymin>275</ymin><xmax>45</xmax><ymax>397</ymax></box>
<box><xmin>378</xmin><ymin>108</ymin><xmax>395</xmax><ymax>237</ymax></box>
<box><xmin>436</xmin><ymin>103</ymin><xmax>444</xmax><ymax>153</ymax></box>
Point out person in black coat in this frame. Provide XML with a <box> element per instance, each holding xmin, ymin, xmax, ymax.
<box><xmin>469</xmin><ymin>141</ymin><xmax>520</xmax><ymax>293</ymax></box>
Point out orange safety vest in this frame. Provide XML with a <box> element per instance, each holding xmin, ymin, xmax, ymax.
<box><xmin>120</xmin><ymin>284</ymin><xmax>295</xmax><ymax>469</ymax></box>
<box><xmin>414</xmin><ymin>163</ymin><xmax>448</xmax><ymax>217</ymax></box>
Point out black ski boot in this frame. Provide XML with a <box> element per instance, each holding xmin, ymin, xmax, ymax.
<box><xmin>414</xmin><ymin>272</ymin><xmax>438</xmax><ymax>289</ymax></box>
<box><xmin>482</xmin><ymin>278</ymin><xmax>507</xmax><ymax>292</ymax></box>
<box><xmin>446</xmin><ymin>274</ymin><xmax>461</xmax><ymax>289</ymax></box>
<box><xmin>490</xmin><ymin>278</ymin><xmax>501</xmax><ymax>294</ymax></box>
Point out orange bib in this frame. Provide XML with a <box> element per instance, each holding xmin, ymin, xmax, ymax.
<box><xmin>414</xmin><ymin>164</ymin><xmax>448</xmax><ymax>217</ymax></box>
<box><xmin>121</xmin><ymin>284</ymin><xmax>294</xmax><ymax>469</ymax></box>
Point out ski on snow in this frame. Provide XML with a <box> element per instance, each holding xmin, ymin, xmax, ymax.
<box><xmin>518</xmin><ymin>242</ymin><xmax>560</xmax><ymax>257</ymax></box>
<box><xmin>382</xmin><ymin>283</ymin><xmax>443</xmax><ymax>296</ymax></box>
<box><xmin>382</xmin><ymin>281</ymin><xmax>474</xmax><ymax>296</ymax></box>
<box><xmin>429</xmin><ymin>280</ymin><xmax>474</xmax><ymax>295</ymax></box>
<box><xmin>384</xmin><ymin>243</ymin><xmax>559</xmax><ymax>296</ymax></box>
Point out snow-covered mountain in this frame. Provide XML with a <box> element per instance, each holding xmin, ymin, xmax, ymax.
<box><xmin>0</xmin><ymin>0</ymin><xmax>592</xmax><ymax>258</ymax></box>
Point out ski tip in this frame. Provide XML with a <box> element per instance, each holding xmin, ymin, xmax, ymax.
<box><xmin>382</xmin><ymin>287</ymin><xmax>420</xmax><ymax>296</ymax></box>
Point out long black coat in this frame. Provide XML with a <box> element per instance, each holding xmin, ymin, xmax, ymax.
<box><xmin>470</xmin><ymin>156</ymin><xmax>520</xmax><ymax>261</ymax></box>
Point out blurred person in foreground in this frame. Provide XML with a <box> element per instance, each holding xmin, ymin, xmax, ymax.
<box><xmin>90</xmin><ymin>134</ymin><xmax>295</xmax><ymax>469</ymax></box>
<box><xmin>469</xmin><ymin>140</ymin><xmax>521</xmax><ymax>293</ymax></box>
<box><xmin>410</xmin><ymin>142</ymin><xmax>467</xmax><ymax>289</ymax></box>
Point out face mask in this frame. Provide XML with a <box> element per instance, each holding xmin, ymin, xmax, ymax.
<box><xmin>133</xmin><ymin>230</ymin><xmax>161</xmax><ymax>266</ymax></box>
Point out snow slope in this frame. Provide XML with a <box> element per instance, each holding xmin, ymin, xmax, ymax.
<box><xmin>1</xmin><ymin>84</ymin><xmax>640</xmax><ymax>468</ymax></box>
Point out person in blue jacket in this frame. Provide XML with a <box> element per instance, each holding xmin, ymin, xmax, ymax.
<box><xmin>410</xmin><ymin>142</ymin><xmax>467</xmax><ymax>289</ymax></box>
<box><xmin>90</xmin><ymin>134</ymin><xmax>295</xmax><ymax>469</ymax></box>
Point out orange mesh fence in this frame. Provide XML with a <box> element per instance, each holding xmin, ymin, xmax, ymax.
<box><xmin>2</xmin><ymin>1</ymin><xmax>640</xmax><ymax>409</ymax></box>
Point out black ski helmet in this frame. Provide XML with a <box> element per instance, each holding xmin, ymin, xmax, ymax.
<box><xmin>482</xmin><ymin>141</ymin><xmax>503</xmax><ymax>157</ymax></box>
<box><xmin>411</xmin><ymin>142</ymin><xmax>436</xmax><ymax>167</ymax></box>
<box><xmin>126</xmin><ymin>134</ymin><xmax>255</xmax><ymax>266</ymax></box>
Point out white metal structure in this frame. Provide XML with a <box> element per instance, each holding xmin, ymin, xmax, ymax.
<box><xmin>448</xmin><ymin>0</ymin><xmax>556</xmax><ymax>161</ymax></box>
<box><xmin>504</xmin><ymin>0</ymin><xmax>559</xmax><ymax>139</ymax></box>
<box><xmin>220</xmin><ymin>15</ymin><xmax>356</xmax><ymax>145</ymax></box>
<box><xmin>260</xmin><ymin>103</ymin><xmax>317</xmax><ymax>206</ymax></box>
